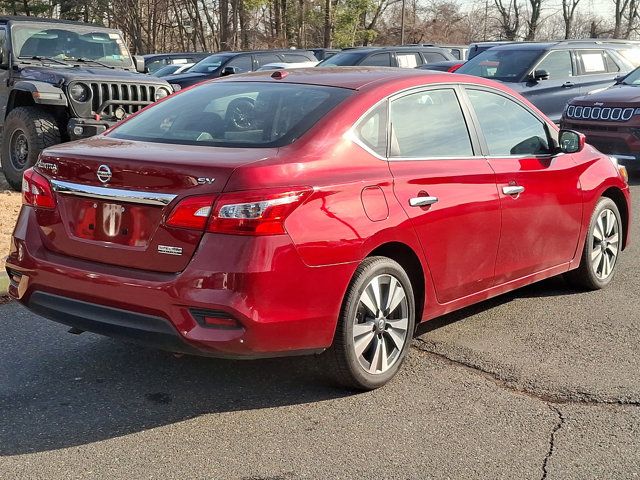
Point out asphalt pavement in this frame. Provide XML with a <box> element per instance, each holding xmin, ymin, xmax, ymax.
<box><xmin>1</xmin><ymin>179</ymin><xmax>639</xmax><ymax>479</ymax></box>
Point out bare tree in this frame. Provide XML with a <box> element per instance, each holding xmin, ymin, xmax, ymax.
<box><xmin>494</xmin><ymin>0</ymin><xmax>520</xmax><ymax>40</ymax></box>
<box><xmin>562</xmin><ymin>0</ymin><xmax>581</xmax><ymax>39</ymax></box>
<box><xmin>524</xmin><ymin>0</ymin><xmax>543</xmax><ymax>40</ymax></box>
<box><xmin>614</xmin><ymin>0</ymin><xmax>631</xmax><ymax>37</ymax></box>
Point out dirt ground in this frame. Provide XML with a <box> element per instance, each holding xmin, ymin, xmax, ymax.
<box><xmin>0</xmin><ymin>173</ymin><xmax>21</xmax><ymax>269</ymax></box>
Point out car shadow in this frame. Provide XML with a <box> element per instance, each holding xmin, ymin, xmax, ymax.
<box><xmin>0</xmin><ymin>304</ymin><xmax>351</xmax><ymax>456</ymax></box>
<box><xmin>0</xmin><ymin>275</ymin><xmax>594</xmax><ymax>456</ymax></box>
<box><xmin>416</xmin><ymin>275</ymin><xmax>576</xmax><ymax>336</ymax></box>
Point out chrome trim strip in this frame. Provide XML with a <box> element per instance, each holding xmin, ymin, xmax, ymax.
<box><xmin>50</xmin><ymin>180</ymin><xmax>177</xmax><ymax>206</ymax></box>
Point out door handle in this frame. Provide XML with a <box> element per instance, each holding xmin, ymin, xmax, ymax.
<box><xmin>409</xmin><ymin>196</ymin><xmax>439</xmax><ymax>207</ymax></box>
<box><xmin>561</xmin><ymin>82</ymin><xmax>575</xmax><ymax>88</ymax></box>
<box><xmin>502</xmin><ymin>185</ymin><xmax>525</xmax><ymax>195</ymax></box>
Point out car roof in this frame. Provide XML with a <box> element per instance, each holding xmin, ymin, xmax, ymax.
<box><xmin>143</xmin><ymin>53</ymin><xmax>209</xmax><ymax>59</ymax></box>
<box><xmin>0</xmin><ymin>15</ymin><xmax>117</xmax><ymax>29</ymax></box>
<box><xmin>213</xmin><ymin>66</ymin><xmax>503</xmax><ymax>91</ymax></box>
<box><xmin>341</xmin><ymin>46</ymin><xmax>449</xmax><ymax>52</ymax></box>
<box><xmin>487</xmin><ymin>40</ymin><xmax>640</xmax><ymax>52</ymax></box>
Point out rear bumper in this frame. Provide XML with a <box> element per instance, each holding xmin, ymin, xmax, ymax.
<box><xmin>6</xmin><ymin>207</ymin><xmax>356</xmax><ymax>358</ymax></box>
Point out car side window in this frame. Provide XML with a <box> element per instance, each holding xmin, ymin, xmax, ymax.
<box><xmin>227</xmin><ymin>55</ymin><xmax>253</xmax><ymax>72</ymax></box>
<box><xmin>389</xmin><ymin>89</ymin><xmax>473</xmax><ymax>158</ymax></box>
<box><xmin>353</xmin><ymin>102</ymin><xmax>388</xmax><ymax>156</ymax></box>
<box><xmin>577</xmin><ymin>50</ymin><xmax>608</xmax><ymax>75</ymax></box>
<box><xmin>604</xmin><ymin>51</ymin><xmax>620</xmax><ymax>73</ymax></box>
<box><xmin>253</xmin><ymin>54</ymin><xmax>280</xmax><ymax>68</ymax></box>
<box><xmin>535</xmin><ymin>50</ymin><xmax>573</xmax><ymax>79</ymax></box>
<box><xmin>282</xmin><ymin>53</ymin><xmax>313</xmax><ymax>62</ymax></box>
<box><xmin>466</xmin><ymin>89</ymin><xmax>551</xmax><ymax>156</ymax></box>
<box><xmin>396</xmin><ymin>52</ymin><xmax>422</xmax><ymax>68</ymax></box>
<box><xmin>360</xmin><ymin>53</ymin><xmax>392</xmax><ymax>67</ymax></box>
<box><xmin>423</xmin><ymin>52</ymin><xmax>447</xmax><ymax>63</ymax></box>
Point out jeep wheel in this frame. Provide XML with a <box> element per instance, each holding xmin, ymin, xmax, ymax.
<box><xmin>1</xmin><ymin>107</ymin><xmax>61</xmax><ymax>191</ymax></box>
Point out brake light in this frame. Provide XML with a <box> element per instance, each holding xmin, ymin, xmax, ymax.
<box><xmin>448</xmin><ymin>63</ymin><xmax>463</xmax><ymax>73</ymax></box>
<box><xmin>22</xmin><ymin>168</ymin><xmax>56</xmax><ymax>209</ymax></box>
<box><xmin>166</xmin><ymin>195</ymin><xmax>217</xmax><ymax>230</ymax></box>
<box><xmin>208</xmin><ymin>187</ymin><xmax>313</xmax><ymax>235</ymax></box>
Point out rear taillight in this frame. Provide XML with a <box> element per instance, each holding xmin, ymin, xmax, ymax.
<box><xmin>207</xmin><ymin>187</ymin><xmax>313</xmax><ymax>235</ymax></box>
<box><xmin>166</xmin><ymin>195</ymin><xmax>217</xmax><ymax>230</ymax></box>
<box><xmin>22</xmin><ymin>168</ymin><xmax>56</xmax><ymax>209</ymax></box>
<box><xmin>165</xmin><ymin>188</ymin><xmax>312</xmax><ymax>235</ymax></box>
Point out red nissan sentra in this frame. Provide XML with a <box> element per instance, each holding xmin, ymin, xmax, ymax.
<box><xmin>5</xmin><ymin>68</ymin><xmax>631</xmax><ymax>389</ymax></box>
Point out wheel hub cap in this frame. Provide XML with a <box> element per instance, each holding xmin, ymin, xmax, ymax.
<box><xmin>352</xmin><ymin>274</ymin><xmax>409</xmax><ymax>375</ymax></box>
<box><xmin>591</xmin><ymin>208</ymin><xmax>619</xmax><ymax>280</ymax></box>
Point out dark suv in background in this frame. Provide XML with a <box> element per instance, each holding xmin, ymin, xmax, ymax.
<box><xmin>561</xmin><ymin>66</ymin><xmax>640</xmax><ymax>171</ymax></box>
<box><xmin>317</xmin><ymin>46</ymin><xmax>455</xmax><ymax>68</ymax></box>
<box><xmin>457</xmin><ymin>41</ymin><xmax>639</xmax><ymax>122</ymax></box>
<box><xmin>165</xmin><ymin>49</ymin><xmax>318</xmax><ymax>88</ymax></box>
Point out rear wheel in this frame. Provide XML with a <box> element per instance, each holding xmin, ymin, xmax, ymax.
<box><xmin>566</xmin><ymin>197</ymin><xmax>622</xmax><ymax>290</ymax></box>
<box><xmin>325</xmin><ymin>256</ymin><xmax>416</xmax><ymax>390</ymax></box>
<box><xmin>1</xmin><ymin>107</ymin><xmax>61</xmax><ymax>191</ymax></box>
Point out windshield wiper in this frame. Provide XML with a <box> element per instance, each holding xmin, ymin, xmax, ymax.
<box><xmin>18</xmin><ymin>55</ymin><xmax>69</xmax><ymax>66</ymax></box>
<box><xmin>72</xmin><ymin>57</ymin><xmax>115</xmax><ymax>69</ymax></box>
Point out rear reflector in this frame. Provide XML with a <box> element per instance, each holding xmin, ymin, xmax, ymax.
<box><xmin>165</xmin><ymin>195</ymin><xmax>217</xmax><ymax>230</ymax></box>
<box><xmin>190</xmin><ymin>309</ymin><xmax>242</xmax><ymax>329</ymax></box>
<box><xmin>22</xmin><ymin>168</ymin><xmax>56</xmax><ymax>209</ymax></box>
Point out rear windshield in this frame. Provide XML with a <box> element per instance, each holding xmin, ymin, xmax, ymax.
<box><xmin>109</xmin><ymin>82</ymin><xmax>352</xmax><ymax>148</ymax></box>
<box><xmin>457</xmin><ymin>49</ymin><xmax>543</xmax><ymax>82</ymax></box>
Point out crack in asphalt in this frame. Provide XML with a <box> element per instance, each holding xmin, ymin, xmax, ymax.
<box><xmin>411</xmin><ymin>338</ymin><xmax>640</xmax><ymax>407</ymax></box>
<box><xmin>541</xmin><ymin>405</ymin><xmax>565</xmax><ymax>480</ymax></box>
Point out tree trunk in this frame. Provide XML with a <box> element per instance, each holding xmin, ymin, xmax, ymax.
<box><xmin>324</xmin><ymin>0</ymin><xmax>332</xmax><ymax>48</ymax></box>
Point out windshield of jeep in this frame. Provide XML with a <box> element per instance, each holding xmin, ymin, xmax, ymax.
<box><xmin>11</xmin><ymin>22</ymin><xmax>133</xmax><ymax>68</ymax></box>
<box><xmin>620</xmin><ymin>67</ymin><xmax>640</xmax><ymax>85</ymax></box>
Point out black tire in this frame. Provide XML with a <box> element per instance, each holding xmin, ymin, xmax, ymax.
<box><xmin>324</xmin><ymin>256</ymin><xmax>416</xmax><ymax>390</ymax></box>
<box><xmin>225</xmin><ymin>97</ymin><xmax>255</xmax><ymax>131</ymax></box>
<box><xmin>565</xmin><ymin>197</ymin><xmax>622</xmax><ymax>290</ymax></box>
<box><xmin>1</xmin><ymin>106</ymin><xmax>61</xmax><ymax>191</ymax></box>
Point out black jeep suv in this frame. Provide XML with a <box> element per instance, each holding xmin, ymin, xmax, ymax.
<box><xmin>0</xmin><ymin>16</ymin><xmax>172</xmax><ymax>190</ymax></box>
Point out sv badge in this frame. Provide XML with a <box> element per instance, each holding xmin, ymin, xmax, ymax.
<box><xmin>197</xmin><ymin>177</ymin><xmax>215</xmax><ymax>185</ymax></box>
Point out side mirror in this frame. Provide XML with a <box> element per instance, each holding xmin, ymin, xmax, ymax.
<box><xmin>220</xmin><ymin>66</ymin><xmax>239</xmax><ymax>77</ymax></box>
<box><xmin>133</xmin><ymin>55</ymin><xmax>146</xmax><ymax>73</ymax></box>
<box><xmin>559</xmin><ymin>129</ymin><xmax>585</xmax><ymax>154</ymax></box>
<box><xmin>614</xmin><ymin>74</ymin><xmax>627</xmax><ymax>85</ymax></box>
<box><xmin>530</xmin><ymin>69</ymin><xmax>549</xmax><ymax>81</ymax></box>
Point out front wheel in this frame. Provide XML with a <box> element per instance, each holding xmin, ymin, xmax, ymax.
<box><xmin>565</xmin><ymin>197</ymin><xmax>622</xmax><ymax>290</ymax></box>
<box><xmin>325</xmin><ymin>256</ymin><xmax>416</xmax><ymax>390</ymax></box>
<box><xmin>1</xmin><ymin>107</ymin><xmax>61</xmax><ymax>191</ymax></box>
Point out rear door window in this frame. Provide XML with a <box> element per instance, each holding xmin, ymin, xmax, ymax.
<box><xmin>389</xmin><ymin>89</ymin><xmax>473</xmax><ymax>158</ymax></box>
<box><xmin>282</xmin><ymin>53</ymin><xmax>313</xmax><ymax>62</ymax></box>
<box><xmin>577</xmin><ymin>50</ymin><xmax>608</xmax><ymax>74</ymax></box>
<box><xmin>396</xmin><ymin>52</ymin><xmax>422</xmax><ymax>68</ymax></box>
<box><xmin>360</xmin><ymin>53</ymin><xmax>392</xmax><ymax>67</ymax></box>
<box><xmin>535</xmin><ymin>50</ymin><xmax>573</xmax><ymax>79</ymax></box>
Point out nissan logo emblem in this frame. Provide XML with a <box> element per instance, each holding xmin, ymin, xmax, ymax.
<box><xmin>97</xmin><ymin>164</ymin><xmax>112</xmax><ymax>184</ymax></box>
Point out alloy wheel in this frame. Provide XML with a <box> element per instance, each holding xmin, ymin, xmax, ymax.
<box><xmin>352</xmin><ymin>274</ymin><xmax>409</xmax><ymax>375</ymax></box>
<box><xmin>591</xmin><ymin>208</ymin><xmax>619</xmax><ymax>280</ymax></box>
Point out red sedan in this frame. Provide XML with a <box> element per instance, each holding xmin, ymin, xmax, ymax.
<box><xmin>6</xmin><ymin>68</ymin><xmax>631</xmax><ymax>389</ymax></box>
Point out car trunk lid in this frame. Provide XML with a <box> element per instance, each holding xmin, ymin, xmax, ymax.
<box><xmin>35</xmin><ymin>137</ymin><xmax>275</xmax><ymax>273</ymax></box>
